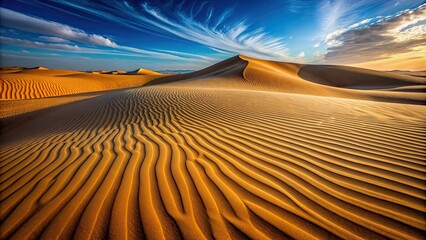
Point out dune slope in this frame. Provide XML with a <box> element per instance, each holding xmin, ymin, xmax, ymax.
<box><xmin>0</xmin><ymin>56</ymin><xmax>425</xmax><ymax>239</ymax></box>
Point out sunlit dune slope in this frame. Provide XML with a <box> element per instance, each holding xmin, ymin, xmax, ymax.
<box><xmin>0</xmin><ymin>56</ymin><xmax>425</xmax><ymax>240</ymax></box>
<box><xmin>0</xmin><ymin>68</ymin><xmax>162</xmax><ymax>99</ymax></box>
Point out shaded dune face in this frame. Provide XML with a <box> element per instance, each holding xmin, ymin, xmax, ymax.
<box><xmin>0</xmin><ymin>56</ymin><xmax>426</xmax><ymax>239</ymax></box>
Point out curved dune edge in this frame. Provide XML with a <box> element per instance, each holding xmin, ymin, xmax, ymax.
<box><xmin>1</xmin><ymin>86</ymin><xmax>425</xmax><ymax>240</ymax></box>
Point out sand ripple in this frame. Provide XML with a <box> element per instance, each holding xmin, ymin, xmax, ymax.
<box><xmin>1</xmin><ymin>86</ymin><xmax>425</xmax><ymax>239</ymax></box>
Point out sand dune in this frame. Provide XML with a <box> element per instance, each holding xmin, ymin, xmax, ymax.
<box><xmin>1</xmin><ymin>56</ymin><xmax>425</xmax><ymax>239</ymax></box>
<box><xmin>127</xmin><ymin>68</ymin><xmax>161</xmax><ymax>75</ymax></box>
<box><xmin>0</xmin><ymin>68</ymin><xmax>162</xmax><ymax>99</ymax></box>
<box><xmin>89</xmin><ymin>68</ymin><xmax>160</xmax><ymax>75</ymax></box>
<box><xmin>149</xmin><ymin>55</ymin><xmax>425</xmax><ymax>104</ymax></box>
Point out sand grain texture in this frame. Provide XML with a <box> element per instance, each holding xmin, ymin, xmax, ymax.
<box><xmin>1</xmin><ymin>56</ymin><xmax>425</xmax><ymax>240</ymax></box>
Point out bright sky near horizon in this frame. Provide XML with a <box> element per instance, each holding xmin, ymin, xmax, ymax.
<box><xmin>0</xmin><ymin>0</ymin><xmax>425</xmax><ymax>71</ymax></box>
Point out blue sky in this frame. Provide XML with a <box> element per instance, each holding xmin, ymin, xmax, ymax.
<box><xmin>0</xmin><ymin>0</ymin><xmax>425</xmax><ymax>71</ymax></box>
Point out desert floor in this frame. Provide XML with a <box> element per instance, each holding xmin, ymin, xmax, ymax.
<box><xmin>1</xmin><ymin>56</ymin><xmax>425</xmax><ymax>239</ymax></box>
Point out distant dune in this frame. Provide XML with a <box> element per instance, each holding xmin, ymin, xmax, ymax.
<box><xmin>127</xmin><ymin>68</ymin><xmax>161</xmax><ymax>75</ymax></box>
<box><xmin>0</xmin><ymin>68</ymin><xmax>162</xmax><ymax>99</ymax></box>
<box><xmin>1</xmin><ymin>56</ymin><xmax>425</xmax><ymax>239</ymax></box>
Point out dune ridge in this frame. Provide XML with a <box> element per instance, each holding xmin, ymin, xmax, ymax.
<box><xmin>0</xmin><ymin>56</ymin><xmax>425</xmax><ymax>239</ymax></box>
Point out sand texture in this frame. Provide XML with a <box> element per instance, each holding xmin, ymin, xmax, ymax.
<box><xmin>1</xmin><ymin>56</ymin><xmax>425</xmax><ymax>239</ymax></box>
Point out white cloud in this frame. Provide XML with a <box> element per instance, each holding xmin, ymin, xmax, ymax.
<box><xmin>297</xmin><ymin>52</ymin><xmax>305</xmax><ymax>58</ymax></box>
<box><xmin>313</xmin><ymin>42</ymin><xmax>321</xmax><ymax>48</ymax></box>
<box><xmin>0</xmin><ymin>7</ymin><xmax>117</xmax><ymax>47</ymax></box>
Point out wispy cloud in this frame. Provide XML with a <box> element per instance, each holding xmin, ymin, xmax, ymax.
<box><xmin>323</xmin><ymin>4</ymin><xmax>426</xmax><ymax>64</ymax></box>
<box><xmin>140</xmin><ymin>3</ymin><xmax>290</xmax><ymax>60</ymax></box>
<box><xmin>317</xmin><ymin>0</ymin><xmax>348</xmax><ymax>32</ymax></box>
<box><xmin>20</xmin><ymin>1</ymin><xmax>291</xmax><ymax>61</ymax></box>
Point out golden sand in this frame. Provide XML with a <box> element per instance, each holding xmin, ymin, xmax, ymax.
<box><xmin>1</xmin><ymin>56</ymin><xmax>425</xmax><ymax>239</ymax></box>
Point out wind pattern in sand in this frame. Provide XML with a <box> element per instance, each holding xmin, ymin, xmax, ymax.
<box><xmin>1</xmin><ymin>56</ymin><xmax>425</xmax><ymax>240</ymax></box>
